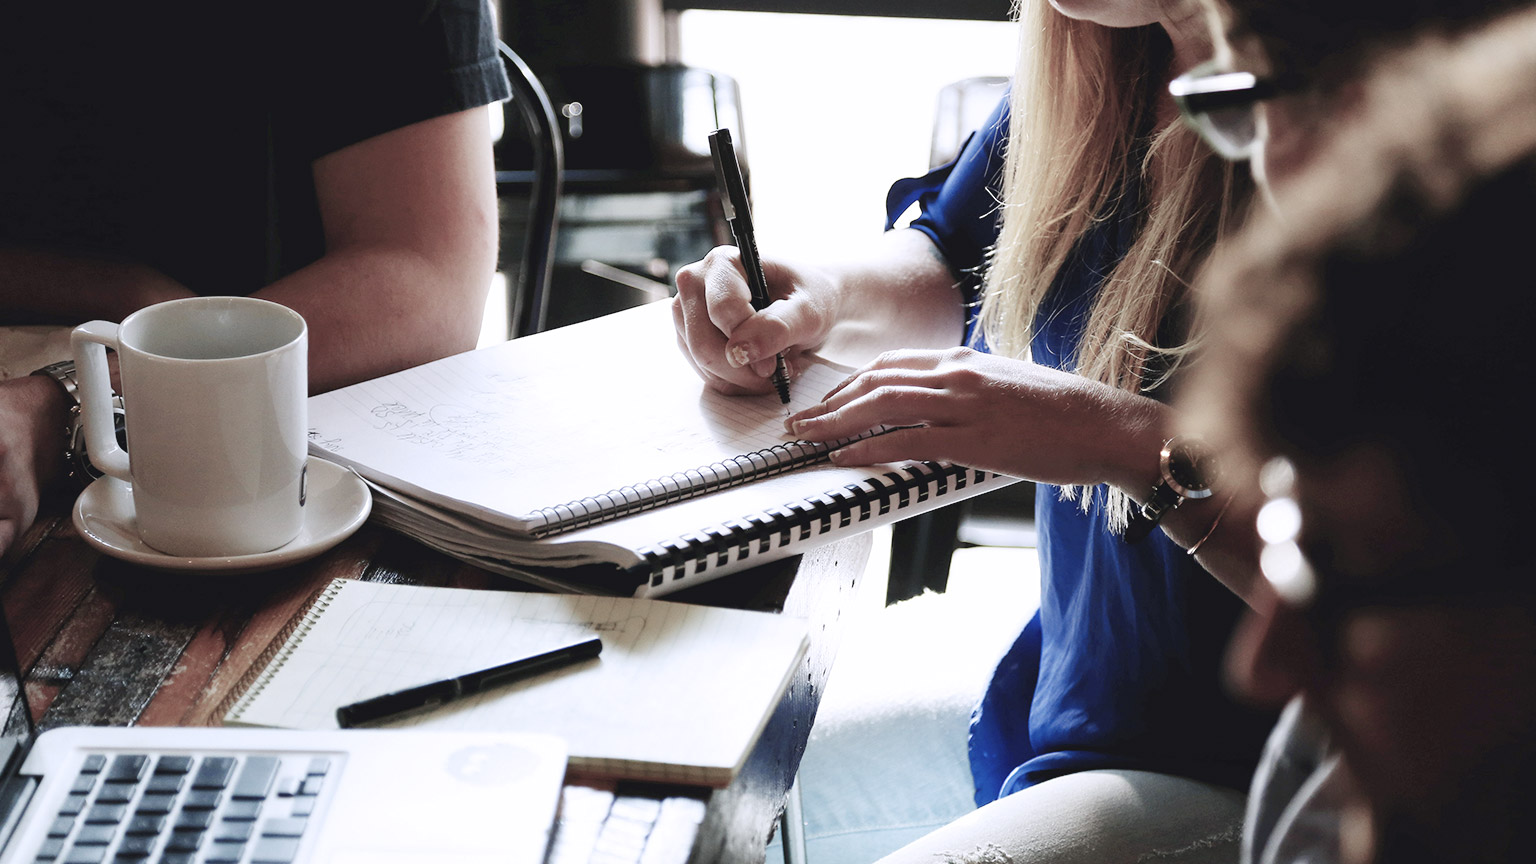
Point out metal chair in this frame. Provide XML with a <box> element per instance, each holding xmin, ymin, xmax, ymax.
<box><xmin>497</xmin><ymin>41</ymin><xmax>564</xmax><ymax>338</ymax></box>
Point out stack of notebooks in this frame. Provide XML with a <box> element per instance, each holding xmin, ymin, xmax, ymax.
<box><xmin>307</xmin><ymin>302</ymin><xmax>1017</xmax><ymax>597</ymax></box>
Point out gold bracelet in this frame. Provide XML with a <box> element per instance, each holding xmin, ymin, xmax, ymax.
<box><xmin>1186</xmin><ymin>492</ymin><xmax>1234</xmax><ymax>557</ymax></box>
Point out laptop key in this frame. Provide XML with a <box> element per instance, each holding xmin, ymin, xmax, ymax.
<box><xmin>213</xmin><ymin>821</ymin><xmax>254</xmax><ymax>842</ymax></box>
<box><xmin>47</xmin><ymin>816</ymin><xmax>75</xmax><ymax>837</ymax></box>
<box><xmin>58</xmin><ymin>794</ymin><xmax>88</xmax><ymax>816</ymax></box>
<box><xmin>94</xmin><ymin>783</ymin><xmax>136</xmax><ymax>804</ymax></box>
<box><xmin>35</xmin><ymin>837</ymin><xmax>66</xmax><ymax>860</ymax></box>
<box><xmin>288</xmin><ymin>796</ymin><xmax>316</xmax><ymax>817</ymax></box>
<box><xmin>103</xmin><ymin>756</ymin><xmax>147</xmax><ymax>784</ymax></box>
<box><xmin>80</xmin><ymin>755</ymin><xmax>107</xmax><ymax>774</ymax></box>
<box><xmin>250</xmin><ymin>836</ymin><xmax>301</xmax><ymax>864</ymax></box>
<box><xmin>299</xmin><ymin>776</ymin><xmax>323</xmax><ymax>796</ymax></box>
<box><xmin>152</xmin><ymin>756</ymin><xmax>192</xmax><ymax>775</ymax></box>
<box><xmin>223</xmin><ymin>800</ymin><xmax>262</xmax><ymax>821</ymax></box>
<box><xmin>124</xmin><ymin>814</ymin><xmax>166</xmax><ymax>835</ymax></box>
<box><xmin>260</xmin><ymin>817</ymin><xmax>306</xmax><ymax>838</ymax></box>
<box><xmin>62</xmin><ymin>846</ymin><xmax>105</xmax><ymax>864</ymax></box>
<box><xmin>144</xmin><ymin>774</ymin><xmax>183</xmax><ymax>795</ymax></box>
<box><xmin>116</xmin><ymin>836</ymin><xmax>155</xmax><ymax>856</ymax></box>
<box><xmin>164</xmin><ymin>830</ymin><xmax>205</xmax><ymax>852</ymax></box>
<box><xmin>191</xmin><ymin>757</ymin><xmax>237</xmax><ymax>789</ymax></box>
<box><xmin>83</xmin><ymin>804</ymin><xmax>125</xmax><ymax>824</ymax></box>
<box><xmin>204</xmin><ymin>842</ymin><xmax>246</xmax><ymax>864</ymax></box>
<box><xmin>179</xmin><ymin>790</ymin><xmax>220</xmax><ymax>811</ymax></box>
<box><xmin>157</xmin><ymin>854</ymin><xmax>195</xmax><ymax>864</ymax></box>
<box><xmin>232</xmin><ymin>756</ymin><xmax>279</xmax><ymax>800</ymax></box>
<box><xmin>73</xmin><ymin>825</ymin><xmax>116</xmax><ymax>845</ymax></box>
<box><xmin>69</xmin><ymin>773</ymin><xmax>97</xmax><ymax>795</ymax></box>
<box><xmin>305</xmin><ymin>758</ymin><xmax>330</xmax><ymax>776</ymax></box>
<box><xmin>132</xmin><ymin>793</ymin><xmax>175</xmax><ymax>815</ymax></box>
<box><xmin>173</xmin><ymin>810</ymin><xmax>214</xmax><ymax>831</ymax></box>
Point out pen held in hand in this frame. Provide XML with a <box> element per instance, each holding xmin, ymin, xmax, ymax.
<box><xmin>335</xmin><ymin>635</ymin><xmax>603</xmax><ymax>728</ymax></box>
<box><xmin>708</xmin><ymin>127</ymin><xmax>793</xmax><ymax>407</ymax></box>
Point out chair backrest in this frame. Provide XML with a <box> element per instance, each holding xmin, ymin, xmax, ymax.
<box><xmin>498</xmin><ymin>42</ymin><xmax>564</xmax><ymax>338</ymax></box>
<box><xmin>929</xmin><ymin>76</ymin><xmax>1008</xmax><ymax>168</ymax></box>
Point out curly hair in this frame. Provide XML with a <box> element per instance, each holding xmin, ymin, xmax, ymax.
<box><xmin>1189</xmin><ymin>6</ymin><xmax>1536</xmax><ymax>564</ymax></box>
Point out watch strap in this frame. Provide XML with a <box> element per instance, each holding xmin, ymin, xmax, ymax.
<box><xmin>31</xmin><ymin>359</ymin><xmax>81</xmax><ymax>406</ymax></box>
<box><xmin>1124</xmin><ymin>483</ymin><xmax>1182</xmax><ymax>543</ymax></box>
<box><xmin>31</xmin><ymin>359</ymin><xmax>121</xmax><ymax>490</ymax></box>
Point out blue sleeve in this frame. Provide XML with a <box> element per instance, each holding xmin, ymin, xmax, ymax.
<box><xmin>884</xmin><ymin>95</ymin><xmax>1010</xmax><ymax>314</ymax></box>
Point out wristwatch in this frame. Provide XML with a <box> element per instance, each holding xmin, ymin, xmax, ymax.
<box><xmin>30</xmin><ymin>359</ymin><xmax>125</xmax><ymax>490</ymax></box>
<box><xmin>1123</xmin><ymin>435</ymin><xmax>1215</xmax><ymax>543</ymax></box>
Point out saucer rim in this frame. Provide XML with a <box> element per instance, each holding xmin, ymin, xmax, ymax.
<box><xmin>71</xmin><ymin>455</ymin><xmax>372</xmax><ymax>575</ymax></box>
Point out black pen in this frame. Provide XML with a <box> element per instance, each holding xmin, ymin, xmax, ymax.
<box><xmin>707</xmin><ymin>128</ymin><xmax>792</xmax><ymax>406</ymax></box>
<box><xmin>335</xmin><ymin>635</ymin><xmax>602</xmax><ymax>728</ymax></box>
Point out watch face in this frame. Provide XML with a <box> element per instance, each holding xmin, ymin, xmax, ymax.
<box><xmin>1164</xmin><ymin>441</ymin><xmax>1215</xmax><ymax>497</ymax></box>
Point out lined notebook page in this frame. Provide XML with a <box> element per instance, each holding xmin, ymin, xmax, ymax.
<box><xmin>224</xmin><ymin>579</ymin><xmax>809</xmax><ymax>786</ymax></box>
<box><xmin>307</xmin><ymin>302</ymin><xmax>851</xmax><ymax>534</ymax></box>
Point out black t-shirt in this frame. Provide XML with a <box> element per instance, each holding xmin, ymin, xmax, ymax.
<box><xmin>0</xmin><ymin>0</ymin><xmax>509</xmax><ymax>296</ymax></box>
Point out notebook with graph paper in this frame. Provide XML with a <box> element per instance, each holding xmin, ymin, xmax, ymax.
<box><xmin>222</xmin><ymin>578</ymin><xmax>810</xmax><ymax>787</ymax></box>
<box><xmin>306</xmin><ymin>301</ymin><xmax>1017</xmax><ymax>597</ymax></box>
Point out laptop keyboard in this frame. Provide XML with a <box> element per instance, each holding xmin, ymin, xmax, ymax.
<box><xmin>33</xmin><ymin>752</ymin><xmax>333</xmax><ymax>864</ymax></box>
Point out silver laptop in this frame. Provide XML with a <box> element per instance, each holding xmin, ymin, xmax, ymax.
<box><xmin>0</xmin><ymin>610</ymin><xmax>567</xmax><ymax>864</ymax></box>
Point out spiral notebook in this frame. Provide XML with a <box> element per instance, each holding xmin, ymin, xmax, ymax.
<box><xmin>307</xmin><ymin>302</ymin><xmax>1018</xmax><ymax>596</ymax></box>
<box><xmin>222</xmin><ymin>578</ymin><xmax>810</xmax><ymax>787</ymax></box>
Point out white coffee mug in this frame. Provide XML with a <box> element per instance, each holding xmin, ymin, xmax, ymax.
<box><xmin>72</xmin><ymin>296</ymin><xmax>309</xmax><ymax>558</ymax></box>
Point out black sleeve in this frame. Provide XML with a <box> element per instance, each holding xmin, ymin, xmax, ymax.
<box><xmin>282</xmin><ymin>0</ymin><xmax>512</xmax><ymax>161</ymax></box>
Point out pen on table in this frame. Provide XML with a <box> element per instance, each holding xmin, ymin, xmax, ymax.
<box><xmin>335</xmin><ymin>635</ymin><xmax>603</xmax><ymax>728</ymax></box>
<box><xmin>707</xmin><ymin>127</ymin><xmax>793</xmax><ymax>408</ymax></box>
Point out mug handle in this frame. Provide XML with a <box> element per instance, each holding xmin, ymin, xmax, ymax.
<box><xmin>70</xmin><ymin>321</ymin><xmax>131</xmax><ymax>482</ymax></box>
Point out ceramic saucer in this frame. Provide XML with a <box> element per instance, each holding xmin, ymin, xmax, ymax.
<box><xmin>72</xmin><ymin>456</ymin><xmax>372</xmax><ymax>575</ymax></box>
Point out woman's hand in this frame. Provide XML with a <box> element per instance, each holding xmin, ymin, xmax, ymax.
<box><xmin>787</xmin><ymin>347</ymin><xmax>1168</xmax><ymax>490</ymax></box>
<box><xmin>672</xmin><ymin>246</ymin><xmax>841</xmax><ymax>396</ymax></box>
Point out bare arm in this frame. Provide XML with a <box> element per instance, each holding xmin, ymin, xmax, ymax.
<box><xmin>0</xmin><ymin>106</ymin><xmax>497</xmax><ymax>392</ymax></box>
<box><xmin>257</xmin><ymin>105</ymin><xmax>498</xmax><ymax>393</ymax></box>
<box><xmin>0</xmin><ymin>106</ymin><xmax>498</xmax><ymax>557</ymax></box>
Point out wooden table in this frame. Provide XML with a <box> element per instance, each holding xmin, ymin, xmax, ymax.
<box><xmin>0</xmin><ymin>504</ymin><xmax>873</xmax><ymax>864</ymax></box>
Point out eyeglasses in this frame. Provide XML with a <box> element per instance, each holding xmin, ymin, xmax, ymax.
<box><xmin>1169</xmin><ymin>60</ymin><xmax>1281</xmax><ymax>161</ymax></box>
<box><xmin>1255</xmin><ymin>458</ymin><xmax>1317</xmax><ymax>606</ymax></box>
<box><xmin>1256</xmin><ymin>457</ymin><xmax>1527</xmax><ymax>623</ymax></box>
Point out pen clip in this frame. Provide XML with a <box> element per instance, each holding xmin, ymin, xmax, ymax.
<box><xmin>707</xmin><ymin>128</ymin><xmax>748</xmax><ymax>229</ymax></box>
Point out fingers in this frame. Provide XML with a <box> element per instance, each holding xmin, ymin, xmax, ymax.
<box><xmin>673</xmin><ymin>249</ymin><xmax>773</xmax><ymax>393</ymax></box>
<box><xmin>824</xmin><ymin>425</ymin><xmax>944</xmax><ymax>466</ymax></box>
<box><xmin>790</xmin><ymin>381</ymin><xmax>957</xmax><ymax>441</ymax></box>
<box><xmin>673</xmin><ymin>247</ymin><xmax>826</xmax><ymax>393</ymax></box>
<box><xmin>818</xmin><ymin>348</ymin><xmax>952</xmax><ymax>402</ymax></box>
<box><xmin>787</xmin><ymin>350</ymin><xmax>960</xmax><ymax>431</ymax></box>
<box><xmin>671</xmin><ymin>297</ymin><xmax>771</xmax><ymax>396</ymax></box>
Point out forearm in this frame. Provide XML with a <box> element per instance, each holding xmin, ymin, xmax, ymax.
<box><xmin>816</xmin><ymin>229</ymin><xmax>966</xmax><ymax>364</ymax></box>
<box><xmin>0</xmin><ymin>246</ymin><xmax>192</xmax><ymax>325</ymax></box>
<box><xmin>269</xmin><ymin>105</ymin><xmax>498</xmax><ymax>394</ymax></box>
<box><xmin>254</xmin><ymin>244</ymin><xmax>491</xmax><ymax>394</ymax></box>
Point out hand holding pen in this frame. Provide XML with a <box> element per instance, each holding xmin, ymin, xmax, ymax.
<box><xmin>707</xmin><ymin>129</ymin><xmax>793</xmax><ymax>407</ymax></box>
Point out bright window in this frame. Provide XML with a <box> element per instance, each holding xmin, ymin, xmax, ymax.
<box><xmin>676</xmin><ymin>11</ymin><xmax>1016</xmax><ymax>258</ymax></box>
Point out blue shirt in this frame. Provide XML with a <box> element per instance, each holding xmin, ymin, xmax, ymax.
<box><xmin>890</xmin><ymin>97</ymin><xmax>1272</xmax><ymax>804</ymax></box>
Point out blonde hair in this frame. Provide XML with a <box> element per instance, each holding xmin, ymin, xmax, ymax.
<box><xmin>978</xmin><ymin>0</ymin><xmax>1246</xmax><ymax>529</ymax></box>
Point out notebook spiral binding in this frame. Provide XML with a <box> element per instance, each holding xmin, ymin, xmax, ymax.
<box><xmin>527</xmin><ymin>435</ymin><xmax>872</xmax><ymax>538</ymax></box>
<box><xmin>218</xmin><ymin>578</ymin><xmax>349</xmax><ymax>724</ymax></box>
<box><xmin>633</xmin><ymin>461</ymin><xmax>991</xmax><ymax>588</ymax></box>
